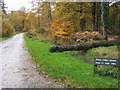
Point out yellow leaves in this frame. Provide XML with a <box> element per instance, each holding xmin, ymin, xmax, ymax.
<box><xmin>2</xmin><ymin>19</ymin><xmax>14</xmax><ymax>37</ymax></box>
<box><xmin>56</xmin><ymin>31</ymin><xmax>68</xmax><ymax>35</ymax></box>
<box><xmin>28</xmin><ymin>28</ymin><xmax>37</xmax><ymax>36</ymax></box>
<box><xmin>46</xmin><ymin>18</ymin><xmax>74</xmax><ymax>39</ymax></box>
<box><xmin>24</xmin><ymin>12</ymin><xmax>37</xmax><ymax>30</ymax></box>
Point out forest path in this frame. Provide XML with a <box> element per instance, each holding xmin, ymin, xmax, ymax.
<box><xmin>0</xmin><ymin>33</ymin><xmax>64</xmax><ymax>88</ymax></box>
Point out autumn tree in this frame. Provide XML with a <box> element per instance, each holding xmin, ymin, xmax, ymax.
<box><xmin>109</xmin><ymin>2</ymin><xmax>120</xmax><ymax>35</ymax></box>
<box><xmin>46</xmin><ymin>18</ymin><xmax>74</xmax><ymax>44</ymax></box>
<box><xmin>53</xmin><ymin>2</ymin><xmax>92</xmax><ymax>31</ymax></box>
<box><xmin>8</xmin><ymin>8</ymin><xmax>27</xmax><ymax>32</ymax></box>
<box><xmin>30</xmin><ymin>0</ymin><xmax>52</xmax><ymax>31</ymax></box>
<box><xmin>25</xmin><ymin>1</ymin><xmax>119</xmax><ymax>44</ymax></box>
<box><xmin>2</xmin><ymin>15</ymin><xmax>14</xmax><ymax>37</ymax></box>
<box><xmin>24</xmin><ymin>12</ymin><xmax>37</xmax><ymax>31</ymax></box>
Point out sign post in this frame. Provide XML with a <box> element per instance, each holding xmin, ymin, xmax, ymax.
<box><xmin>94</xmin><ymin>58</ymin><xmax>119</xmax><ymax>88</ymax></box>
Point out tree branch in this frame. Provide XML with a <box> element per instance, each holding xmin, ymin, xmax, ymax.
<box><xmin>71</xmin><ymin>7</ymin><xmax>82</xmax><ymax>13</ymax></box>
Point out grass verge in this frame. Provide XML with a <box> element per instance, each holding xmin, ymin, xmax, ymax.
<box><xmin>0</xmin><ymin>34</ymin><xmax>16</xmax><ymax>42</ymax></box>
<box><xmin>24</xmin><ymin>36</ymin><xmax>118</xmax><ymax>88</ymax></box>
<box><xmin>65</xmin><ymin>46</ymin><xmax>119</xmax><ymax>63</ymax></box>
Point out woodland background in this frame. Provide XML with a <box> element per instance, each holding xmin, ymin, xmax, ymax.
<box><xmin>1</xmin><ymin>1</ymin><xmax>120</xmax><ymax>44</ymax></box>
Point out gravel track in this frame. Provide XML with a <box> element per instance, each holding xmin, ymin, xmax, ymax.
<box><xmin>0</xmin><ymin>33</ymin><xmax>64</xmax><ymax>88</ymax></box>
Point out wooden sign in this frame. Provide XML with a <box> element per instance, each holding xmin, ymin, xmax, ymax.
<box><xmin>94</xmin><ymin>58</ymin><xmax>118</xmax><ymax>67</ymax></box>
<box><xmin>94</xmin><ymin>58</ymin><xmax>119</xmax><ymax>73</ymax></box>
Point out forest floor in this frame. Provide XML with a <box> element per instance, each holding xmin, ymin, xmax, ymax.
<box><xmin>0</xmin><ymin>33</ymin><xmax>64</xmax><ymax>88</ymax></box>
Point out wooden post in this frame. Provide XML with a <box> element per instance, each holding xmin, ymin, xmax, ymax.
<box><xmin>94</xmin><ymin>65</ymin><xmax>97</xmax><ymax>73</ymax></box>
<box><xmin>94</xmin><ymin>58</ymin><xmax>97</xmax><ymax>73</ymax></box>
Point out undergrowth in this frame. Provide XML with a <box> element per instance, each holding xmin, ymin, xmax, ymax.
<box><xmin>0</xmin><ymin>34</ymin><xmax>16</xmax><ymax>42</ymax></box>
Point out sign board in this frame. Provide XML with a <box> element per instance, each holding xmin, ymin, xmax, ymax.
<box><xmin>94</xmin><ymin>58</ymin><xmax>119</xmax><ymax>67</ymax></box>
<box><xmin>94</xmin><ymin>58</ymin><xmax>119</xmax><ymax>73</ymax></box>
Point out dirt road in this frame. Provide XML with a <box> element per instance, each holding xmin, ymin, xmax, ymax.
<box><xmin>0</xmin><ymin>33</ymin><xmax>64</xmax><ymax>88</ymax></box>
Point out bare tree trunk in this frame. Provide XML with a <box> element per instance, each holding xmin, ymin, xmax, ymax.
<box><xmin>49</xmin><ymin>40</ymin><xmax>120</xmax><ymax>52</ymax></box>
<box><xmin>38</xmin><ymin>8</ymin><xmax>40</xmax><ymax>28</ymax></box>
<box><xmin>96</xmin><ymin>2</ymin><xmax>101</xmax><ymax>32</ymax></box>
<box><xmin>79</xmin><ymin>3</ymin><xmax>85</xmax><ymax>31</ymax></box>
<box><xmin>96</xmin><ymin>12</ymin><xmax>100</xmax><ymax>32</ymax></box>
<box><xmin>48</xmin><ymin>2</ymin><xmax>52</xmax><ymax>22</ymax></box>
<box><xmin>101</xmin><ymin>2</ymin><xmax>109</xmax><ymax>40</ymax></box>
<box><xmin>80</xmin><ymin>19</ymin><xmax>85</xmax><ymax>31</ymax></box>
<box><xmin>92</xmin><ymin>2</ymin><xmax>96</xmax><ymax>31</ymax></box>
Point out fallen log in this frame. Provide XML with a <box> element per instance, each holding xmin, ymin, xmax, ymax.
<box><xmin>49</xmin><ymin>40</ymin><xmax>120</xmax><ymax>52</ymax></box>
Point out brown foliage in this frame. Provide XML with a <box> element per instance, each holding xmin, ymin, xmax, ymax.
<box><xmin>71</xmin><ymin>31</ymin><xmax>104</xmax><ymax>43</ymax></box>
<box><xmin>2</xmin><ymin>20</ymin><xmax>14</xmax><ymax>37</ymax></box>
<box><xmin>108</xmin><ymin>35</ymin><xmax>120</xmax><ymax>41</ymax></box>
<box><xmin>46</xmin><ymin>18</ymin><xmax>74</xmax><ymax>39</ymax></box>
<box><xmin>26</xmin><ymin>29</ymin><xmax>37</xmax><ymax>38</ymax></box>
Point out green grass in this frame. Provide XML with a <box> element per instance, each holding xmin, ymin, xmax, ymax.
<box><xmin>65</xmin><ymin>46</ymin><xmax>119</xmax><ymax>78</ymax></box>
<box><xmin>65</xmin><ymin>46</ymin><xmax>119</xmax><ymax>63</ymax></box>
<box><xmin>24</xmin><ymin>36</ymin><xmax>118</xmax><ymax>88</ymax></box>
<box><xmin>86</xmin><ymin>46</ymin><xmax>119</xmax><ymax>59</ymax></box>
<box><xmin>0</xmin><ymin>34</ymin><xmax>16</xmax><ymax>42</ymax></box>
